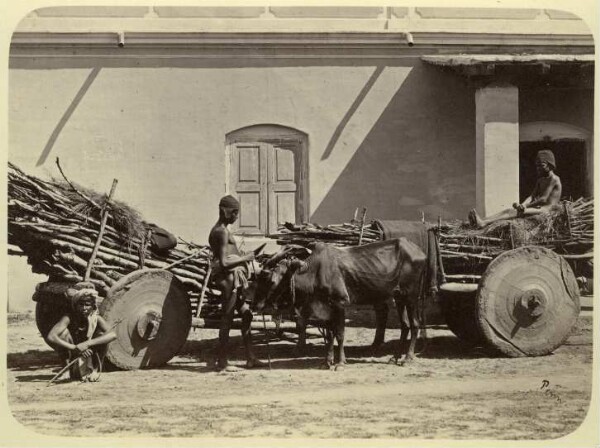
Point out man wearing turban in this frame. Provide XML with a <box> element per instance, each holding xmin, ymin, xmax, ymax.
<box><xmin>208</xmin><ymin>195</ymin><xmax>264</xmax><ymax>371</ymax></box>
<box><xmin>469</xmin><ymin>149</ymin><xmax>562</xmax><ymax>228</ymax></box>
<box><xmin>46</xmin><ymin>282</ymin><xmax>117</xmax><ymax>382</ymax></box>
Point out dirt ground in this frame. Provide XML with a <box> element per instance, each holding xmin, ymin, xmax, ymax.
<box><xmin>5</xmin><ymin>309</ymin><xmax>595</xmax><ymax>441</ymax></box>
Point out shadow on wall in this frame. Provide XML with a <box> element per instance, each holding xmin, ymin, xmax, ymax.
<box><xmin>36</xmin><ymin>67</ymin><xmax>102</xmax><ymax>166</ymax></box>
<box><xmin>311</xmin><ymin>62</ymin><xmax>477</xmax><ymax>224</ymax></box>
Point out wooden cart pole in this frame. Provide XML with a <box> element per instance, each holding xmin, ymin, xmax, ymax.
<box><xmin>84</xmin><ymin>179</ymin><xmax>118</xmax><ymax>282</ymax></box>
<box><xmin>357</xmin><ymin>207</ymin><xmax>367</xmax><ymax>246</ymax></box>
<box><xmin>195</xmin><ymin>263</ymin><xmax>212</xmax><ymax>318</ymax></box>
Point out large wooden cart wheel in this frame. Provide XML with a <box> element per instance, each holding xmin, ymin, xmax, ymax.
<box><xmin>476</xmin><ymin>247</ymin><xmax>580</xmax><ymax>357</ymax></box>
<box><xmin>100</xmin><ymin>269</ymin><xmax>192</xmax><ymax>370</ymax></box>
<box><xmin>35</xmin><ymin>301</ymin><xmax>69</xmax><ymax>342</ymax></box>
<box><xmin>33</xmin><ymin>282</ymin><xmax>73</xmax><ymax>345</ymax></box>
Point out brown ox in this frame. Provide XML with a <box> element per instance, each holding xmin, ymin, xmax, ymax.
<box><xmin>254</xmin><ymin>239</ymin><xmax>427</xmax><ymax>369</ymax></box>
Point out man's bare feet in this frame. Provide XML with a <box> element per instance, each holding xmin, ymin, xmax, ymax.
<box><xmin>469</xmin><ymin>209</ymin><xmax>485</xmax><ymax>229</ymax></box>
<box><xmin>467</xmin><ymin>209</ymin><xmax>475</xmax><ymax>226</ymax></box>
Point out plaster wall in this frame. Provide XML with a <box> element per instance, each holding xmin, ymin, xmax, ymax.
<box><xmin>9</xmin><ymin>58</ymin><xmax>476</xmax><ymax>240</ymax></box>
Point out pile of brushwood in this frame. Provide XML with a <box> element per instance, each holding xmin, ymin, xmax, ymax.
<box><xmin>7</xmin><ymin>162</ymin><xmax>221</xmax><ymax>319</ymax></box>
<box><xmin>438</xmin><ymin>200</ymin><xmax>593</xmax><ymax>286</ymax></box>
<box><xmin>270</xmin><ymin>201</ymin><xmax>593</xmax><ymax>291</ymax></box>
<box><xmin>269</xmin><ymin>207</ymin><xmax>381</xmax><ymax>247</ymax></box>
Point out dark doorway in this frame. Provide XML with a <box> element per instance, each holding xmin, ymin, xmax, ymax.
<box><xmin>519</xmin><ymin>140</ymin><xmax>586</xmax><ymax>202</ymax></box>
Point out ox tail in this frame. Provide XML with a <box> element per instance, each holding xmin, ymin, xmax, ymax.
<box><xmin>417</xmin><ymin>271</ymin><xmax>428</xmax><ymax>355</ymax></box>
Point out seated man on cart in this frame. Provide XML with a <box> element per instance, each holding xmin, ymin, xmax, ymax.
<box><xmin>468</xmin><ymin>149</ymin><xmax>562</xmax><ymax>228</ymax></box>
<box><xmin>208</xmin><ymin>195</ymin><xmax>265</xmax><ymax>372</ymax></box>
<box><xmin>46</xmin><ymin>283</ymin><xmax>117</xmax><ymax>382</ymax></box>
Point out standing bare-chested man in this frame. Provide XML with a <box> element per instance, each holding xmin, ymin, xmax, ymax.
<box><xmin>208</xmin><ymin>195</ymin><xmax>264</xmax><ymax>371</ymax></box>
<box><xmin>469</xmin><ymin>149</ymin><xmax>562</xmax><ymax>228</ymax></box>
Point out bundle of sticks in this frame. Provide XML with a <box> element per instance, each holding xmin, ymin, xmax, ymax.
<box><xmin>8</xmin><ymin>163</ymin><xmax>221</xmax><ymax>319</ymax></box>
<box><xmin>269</xmin><ymin>207</ymin><xmax>381</xmax><ymax>247</ymax></box>
<box><xmin>437</xmin><ymin>199</ymin><xmax>594</xmax><ymax>280</ymax></box>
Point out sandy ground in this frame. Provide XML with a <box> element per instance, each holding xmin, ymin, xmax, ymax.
<box><xmin>5</xmin><ymin>311</ymin><xmax>595</xmax><ymax>441</ymax></box>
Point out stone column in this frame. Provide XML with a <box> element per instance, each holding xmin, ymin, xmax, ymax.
<box><xmin>475</xmin><ymin>83</ymin><xmax>519</xmax><ymax>217</ymax></box>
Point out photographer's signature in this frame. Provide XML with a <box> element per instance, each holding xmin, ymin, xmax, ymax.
<box><xmin>540</xmin><ymin>379</ymin><xmax>563</xmax><ymax>404</ymax></box>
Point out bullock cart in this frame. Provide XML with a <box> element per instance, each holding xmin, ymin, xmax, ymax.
<box><xmin>272</xmin><ymin>202</ymin><xmax>592</xmax><ymax>358</ymax></box>
<box><xmin>8</xmin><ymin>162</ymin><xmax>592</xmax><ymax>368</ymax></box>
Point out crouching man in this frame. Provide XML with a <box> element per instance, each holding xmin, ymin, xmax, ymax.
<box><xmin>46</xmin><ymin>283</ymin><xmax>117</xmax><ymax>382</ymax></box>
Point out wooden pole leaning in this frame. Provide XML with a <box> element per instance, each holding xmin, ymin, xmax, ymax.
<box><xmin>84</xmin><ymin>179</ymin><xmax>118</xmax><ymax>282</ymax></box>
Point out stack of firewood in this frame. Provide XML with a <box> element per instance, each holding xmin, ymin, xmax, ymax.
<box><xmin>8</xmin><ymin>163</ymin><xmax>221</xmax><ymax>319</ymax></box>
<box><xmin>563</xmin><ymin>198</ymin><xmax>594</xmax><ymax>253</ymax></box>
<box><xmin>437</xmin><ymin>199</ymin><xmax>594</xmax><ymax>280</ymax></box>
<box><xmin>270</xmin><ymin>208</ymin><xmax>381</xmax><ymax>247</ymax></box>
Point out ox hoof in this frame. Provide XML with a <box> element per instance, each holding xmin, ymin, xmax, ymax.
<box><xmin>400</xmin><ymin>356</ymin><xmax>416</xmax><ymax>366</ymax></box>
<box><xmin>218</xmin><ymin>365</ymin><xmax>243</xmax><ymax>373</ymax></box>
<box><xmin>387</xmin><ymin>356</ymin><xmax>401</xmax><ymax>365</ymax></box>
<box><xmin>320</xmin><ymin>363</ymin><xmax>335</xmax><ymax>370</ymax></box>
<box><xmin>246</xmin><ymin>358</ymin><xmax>267</xmax><ymax>369</ymax></box>
<box><xmin>334</xmin><ymin>363</ymin><xmax>346</xmax><ymax>371</ymax></box>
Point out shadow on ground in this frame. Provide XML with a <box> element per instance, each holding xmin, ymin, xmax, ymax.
<box><xmin>177</xmin><ymin>331</ymin><xmax>493</xmax><ymax>370</ymax></box>
<box><xmin>7</xmin><ymin>349</ymin><xmax>60</xmax><ymax>371</ymax></box>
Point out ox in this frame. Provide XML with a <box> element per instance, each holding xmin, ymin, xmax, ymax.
<box><xmin>254</xmin><ymin>238</ymin><xmax>427</xmax><ymax>369</ymax></box>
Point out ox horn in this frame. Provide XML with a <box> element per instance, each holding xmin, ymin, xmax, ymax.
<box><xmin>264</xmin><ymin>244</ymin><xmax>311</xmax><ymax>267</ymax></box>
<box><xmin>264</xmin><ymin>246</ymin><xmax>295</xmax><ymax>267</ymax></box>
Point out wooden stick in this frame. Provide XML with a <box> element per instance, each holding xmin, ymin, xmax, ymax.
<box><xmin>444</xmin><ymin>274</ymin><xmax>482</xmax><ymax>281</ymax></box>
<box><xmin>564</xmin><ymin>202</ymin><xmax>573</xmax><ymax>237</ymax></box>
<box><xmin>262</xmin><ymin>313</ymin><xmax>272</xmax><ymax>370</ymax></box>
<box><xmin>84</xmin><ymin>179</ymin><xmax>118</xmax><ymax>281</ymax></box>
<box><xmin>358</xmin><ymin>207</ymin><xmax>367</xmax><ymax>246</ymax></box>
<box><xmin>561</xmin><ymin>252</ymin><xmax>594</xmax><ymax>260</ymax></box>
<box><xmin>439</xmin><ymin>234</ymin><xmax>503</xmax><ymax>242</ymax></box>
<box><xmin>195</xmin><ymin>263</ymin><xmax>213</xmax><ymax>318</ymax></box>
<box><xmin>47</xmin><ymin>356</ymin><xmax>82</xmax><ymax>387</ymax></box>
<box><xmin>162</xmin><ymin>251</ymin><xmax>202</xmax><ymax>271</ymax></box>
<box><xmin>439</xmin><ymin>243</ymin><xmax>499</xmax><ymax>252</ymax></box>
<box><xmin>55</xmin><ymin>157</ymin><xmax>102</xmax><ymax>211</ymax></box>
<box><xmin>440</xmin><ymin>250</ymin><xmax>493</xmax><ymax>260</ymax></box>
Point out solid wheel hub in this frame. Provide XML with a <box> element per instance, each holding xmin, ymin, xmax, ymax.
<box><xmin>518</xmin><ymin>288</ymin><xmax>547</xmax><ymax>318</ymax></box>
<box><xmin>136</xmin><ymin>308</ymin><xmax>162</xmax><ymax>340</ymax></box>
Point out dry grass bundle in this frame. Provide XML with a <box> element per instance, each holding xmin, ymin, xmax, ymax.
<box><xmin>54</xmin><ymin>179</ymin><xmax>146</xmax><ymax>244</ymax></box>
<box><xmin>439</xmin><ymin>200</ymin><xmax>593</xmax><ymax>280</ymax></box>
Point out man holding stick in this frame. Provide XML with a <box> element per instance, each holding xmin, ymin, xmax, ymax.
<box><xmin>208</xmin><ymin>195</ymin><xmax>265</xmax><ymax>371</ymax></box>
<box><xmin>468</xmin><ymin>149</ymin><xmax>562</xmax><ymax>228</ymax></box>
<box><xmin>46</xmin><ymin>282</ymin><xmax>117</xmax><ymax>382</ymax></box>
